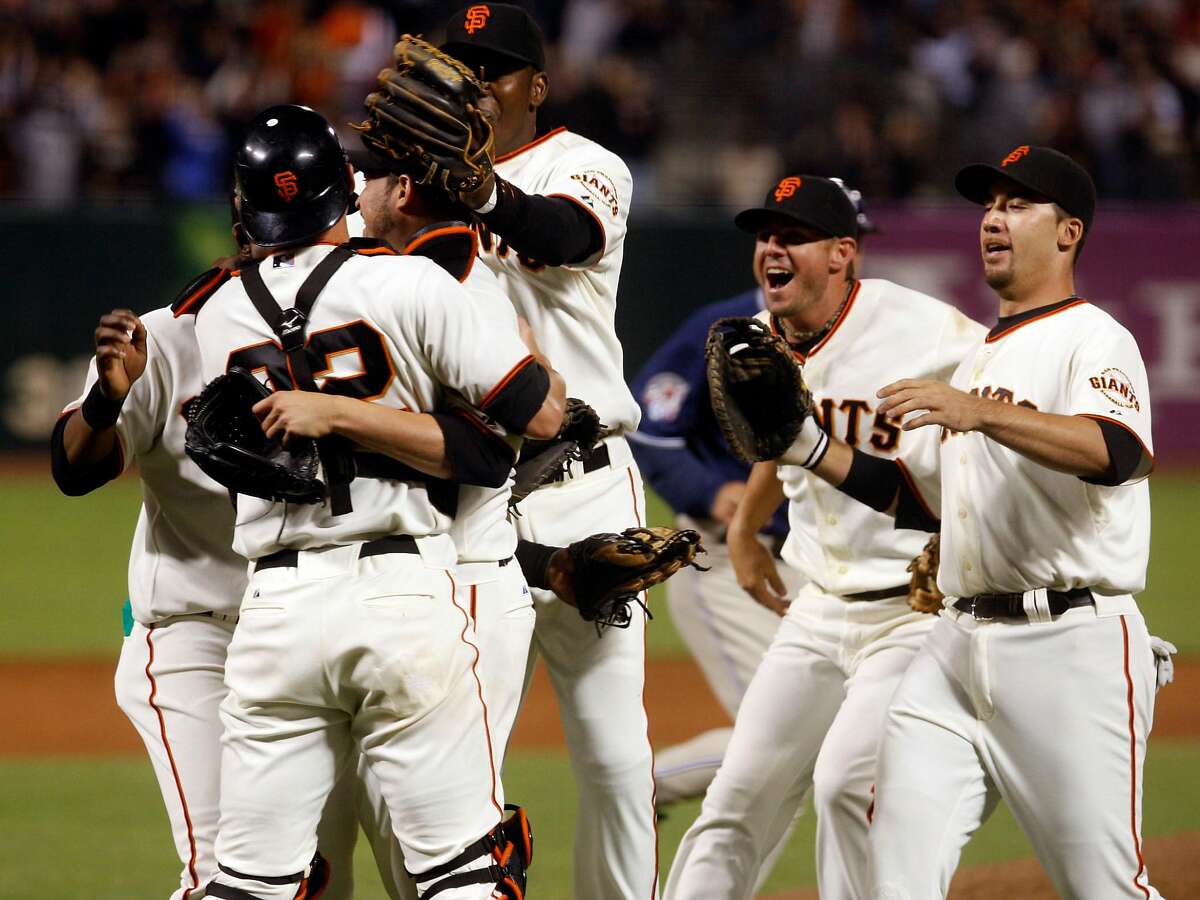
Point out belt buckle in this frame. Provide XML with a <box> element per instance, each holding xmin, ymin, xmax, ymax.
<box><xmin>968</xmin><ymin>595</ymin><xmax>995</xmax><ymax>622</ymax></box>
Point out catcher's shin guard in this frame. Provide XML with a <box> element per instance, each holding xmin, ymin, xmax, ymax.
<box><xmin>206</xmin><ymin>851</ymin><xmax>329</xmax><ymax>900</ymax></box>
<box><xmin>410</xmin><ymin>805</ymin><xmax>532</xmax><ymax>899</ymax></box>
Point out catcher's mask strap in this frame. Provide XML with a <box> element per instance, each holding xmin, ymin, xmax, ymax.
<box><xmin>240</xmin><ymin>246</ymin><xmax>357</xmax><ymax>515</ymax></box>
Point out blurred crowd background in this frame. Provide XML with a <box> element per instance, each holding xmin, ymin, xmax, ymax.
<box><xmin>2</xmin><ymin>0</ymin><xmax>1199</xmax><ymax>211</ymax></box>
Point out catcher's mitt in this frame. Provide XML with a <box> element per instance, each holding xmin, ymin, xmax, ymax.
<box><xmin>552</xmin><ymin>527</ymin><xmax>707</xmax><ymax>633</ymax></box>
<box><xmin>509</xmin><ymin>399</ymin><xmax>606</xmax><ymax>508</ymax></box>
<box><xmin>184</xmin><ymin>368</ymin><xmax>325</xmax><ymax>504</ymax></box>
<box><xmin>355</xmin><ymin>35</ymin><xmax>494</xmax><ymax>200</ymax></box>
<box><xmin>706</xmin><ymin>317</ymin><xmax>814</xmax><ymax>464</ymax></box>
<box><xmin>905</xmin><ymin>533</ymin><xmax>944</xmax><ymax>614</ymax></box>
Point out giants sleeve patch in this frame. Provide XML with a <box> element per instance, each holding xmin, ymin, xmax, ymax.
<box><xmin>642</xmin><ymin>372</ymin><xmax>689</xmax><ymax>422</ymax></box>
<box><xmin>1089</xmin><ymin>367</ymin><xmax>1141</xmax><ymax>413</ymax></box>
<box><xmin>570</xmin><ymin>170</ymin><xmax>621</xmax><ymax>218</ymax></box>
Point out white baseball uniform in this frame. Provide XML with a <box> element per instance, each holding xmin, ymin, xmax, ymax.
<box><xmin>193</xmin><ymin>244</ymin><xmax>540</xmax><ymax>900</ymax></box>
<box><xmin>478</xmin><ymin>128</ymin><xmax>659</xmax><ymax>898</ymax></box>
<box><xmin>61</xmin><ymin>304</ymin><xmax>362</xmax><ymax>900</ymax></box>
<box><xmin>350</xmin><ymin>234</ymin><xmax>537</xmax><ymax>900</ymax></box>
<box><xmin>868</xmin><ymin>298</ymin><xmax>1162</xmax><ymax>899</ymax></box>
<box><xmin>665</xmin><ymin>278</ymin><xmax>986</xmax><ymax>900</ymax></box>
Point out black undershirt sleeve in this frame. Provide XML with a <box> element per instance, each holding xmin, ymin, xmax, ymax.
<box><xmin>481</xmin><ymin>359</ymin><xmax>552</xmax><ymax>436</ymax></box>
<box><xmin>431</xmin><ymin>411</ymin><xmax>516</xmax><ymax>489</ymax></box>
<box><xmin>837</xmin><ymin>448</ymin><xmax>940</xmax><ymax>533</ymax></box>
<box><xmin>1082</xmin><ymin>419</ymin><xmax>1153</xmax><ymax>486</ymax></box>
<box><xmin>478</xmin><ymin>178</ymin><xmax>604</xmax><ymax>266</ymax></box>
<box><xmin>49</xmin><ymin>412</ymin><xmax>122</xmax><ymax>497</ymax></box>
<box><xmin>515</xmin><ymin>539</ymin><xmax>558</xmax><ymax>591</ymax></box>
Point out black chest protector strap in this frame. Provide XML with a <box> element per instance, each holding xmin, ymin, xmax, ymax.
<box><xmin>241</xmin><ymin>246</ymin><xmax>356</xmax><ymax>514</ymax></box>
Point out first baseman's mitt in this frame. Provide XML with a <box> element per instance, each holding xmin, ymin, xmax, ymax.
<box><xmin>552</xmin><ymin>527</ymin><xmax>707</xmax><ymax>632</ymax></box>
<box><xmin>905</xmin><ymin>533</ymin><xmax>944</xmax><ymax>614</ymax></box>
<box><xmin>706</xmin><ymin>317</ymin><xmax>814</xmax><ymax>464</ymax></box>
<box><xmin>509</xmin><ymin>399</ymin><xmax>606</xmax><ymax>508</ymax></box>
<box><xmin>355</xmin><ymin>35</ymin><xmax>494</xmax><ymax>200</ymax></box>
<box><xmin>184</xmin><ymin>368</ymin><xmax>325</xmax><ymax>504</ymax></box>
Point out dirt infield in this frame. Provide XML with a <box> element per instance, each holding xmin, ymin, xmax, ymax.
<box><xmin>2</xmin><ymin>656</ymin><xmax>1196</xmax><ymax>755</ymax></box>
<box><xmin>761</xmin><ymin>831</ymin><xmax>1200</xmax><ymax>899</ymax></box>
<box><xmin>1</xmin><ymin>654</ymin><xmax>1197</xmax><ymax>896</ymax></box>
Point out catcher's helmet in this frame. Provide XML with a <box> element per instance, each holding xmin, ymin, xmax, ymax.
<box><xmin>234</xmin><ymin>105</ymin><xmax>352</xmax><ymax>248</ymax></box>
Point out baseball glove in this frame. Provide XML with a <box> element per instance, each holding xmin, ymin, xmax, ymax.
<box><xmin>552</xmin><ymin>527</ymin><xmax>707</xmax><ymax>633</ymax></box>
<box><xmin>184</xmin><ymin>368</ymin><xmax>325</xmax><ymax>504</ymax></box>
<box><xmin>509</xmin><ymin>399</ymin><xmax>606</xmax><ymax>508</ymax></box>
<box><xmin>354</xmin><ymin>35</ymin><xmax>494</xmax><ymax>200</ymax></box>
<box><xmin>706</xmin><ymin>317</ymin><xmax>814</xmax><ymax>464</ymax></box>
<box><xmin>905</xmin><ymin>533</ymin><xmax>944</xmax><ymax>614</ymax></box>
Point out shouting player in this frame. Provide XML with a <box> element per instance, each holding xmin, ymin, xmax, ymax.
<box><xmin>631</xmin><ymin>182</ymin><xmax>877</xmax><ymax>811</ymax></box>
<box><xmin>441</xmin><ymin>6</ymin><xmax>657</xmax><ymax>897</ymax></box>
<box><xmin>663</xmin><ymin>176</ymin><xmax>984</xmax><ymax>899</ymax></box>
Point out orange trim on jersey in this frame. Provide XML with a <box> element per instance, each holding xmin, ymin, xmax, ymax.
<box><xmin>470</xmin><ymin>584</ymin><xmax>478</xmax><ymax>626</ymax></box>
<box><xmin>1077</xmin><ymin>414</ymin><xmax>1156</xmax><ymax>473</ymax></box>
<box><xmin>479</xmin><ymin>354</ymin><xmax>535</xmax><ymax>409</ymax></box>
<box><xmin>455</xmin><ymin>408</ymin><xmax>518</xmax><ymax>459</ymax></box>
<box><xmin>985</xmin><ymin>298</ymin><xmax>1088</xmax><ymax>343</ymax></box>
<box><xmin>625</xmin><ymin>465</ymin><xmax>660</xmax><ymax>897</ymax></box>
<box><xmin>806</xmin><ymin>280</ymin><xmax>861</xmax><ymax>360</ymax></box>
<box><xmin>547</xmin><ymin>192</ymin><xmax>608</xmax><ymax>263</ymax></box>
<box><xmin>495</xmin><ymin>127</ymin><xmax>567</xmax><ymax>165</ymax></box>
<box><xmin>447</xmin><ymin>571</ymin><xmax>504</xmax><ymax>819</ymax></box>
<box><xmin>402</xmin><ymin>225</ymin><xmax>478</xmax><ymax>282</ymax></box>
<box><xmin>144</xmin><ymin>625</ymin><xmax>200</xmax><ymax>898</ymax></box>
<box><xmin>1120</xmin><ymin>616</ymin><xmax>1153</xmax><ymax>900</ymax></box>
<box><xmin>353</xmin><ymin>245</ymin><xmax>397</xmax><ymax>256</ymax></box>
<box><xmin>895</xmin><ymin>458</ymin><xmax>938</xmax><ymax>523</ymax></box>
<box><xmin>172</xmin><ymin>267</ymin><xmax>230</xmax><ymax>318</ymax></box>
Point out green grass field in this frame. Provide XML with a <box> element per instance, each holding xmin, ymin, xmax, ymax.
<box><xmin>1</xmin><ymin>471</ymin><xmax>1197</xmax><ymax>897</ymax></box>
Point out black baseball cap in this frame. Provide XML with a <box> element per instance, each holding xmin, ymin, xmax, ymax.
<box><xmin>442</xmin><ymin>4</ymin><xmax>546</xmax><ymax>72</ymax></box>
<box><xmin>955</xmin><ymin>145</ymin><xmax>1096</xmax><ymax>233</ymax></box>
<box><xmin>734</xmin><ymin>175</ymin><xmax>859</xmax><ymax>239</ymax></box>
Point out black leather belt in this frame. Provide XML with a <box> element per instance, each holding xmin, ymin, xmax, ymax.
<box><xmin>953</xmin><ymin>587</ymin><xmax>1094</xmax><ymax>620</ymax></box>
<box><xmin>547</xmin><ymin>443</ymin><xmax>611</xmax><ymax>482</ymax></box>
<box><xmin>844</xmin><ymin>584</ymin><xmax>909</xmax><ymax>602</ymax></box>
<box><xmin>254</xmin><ymin>535</ymin><xmax>419</xmax><ymax>572</ymax></box>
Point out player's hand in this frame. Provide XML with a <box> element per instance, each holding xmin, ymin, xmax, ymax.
<box><xmin>253</xmin><ymin>391</ymin><xmax>346</xmax><ymax>443</ymax></box>
<box><xmin>877</xmin><ymin>379</ymin><xmax>985</xmax><ymax>432</ymax></box>
<box><xmin>94</xmin><ymin>309</ymin><xmax>148</xmax><ymax>401</ymax></box>
<box><xmin>460</xmin><ymin>171</ymin><xmax>497</xmax><ymax>211</ymax></box>
<box><xmin>728</xmin><ymin>526</ymin><xmax>789</xmax><ymax>616</ymax></box>
<box><xmin>710</xmin><ymin>481</ymin><xmax>747</xmax><ymax>526</ymax></box>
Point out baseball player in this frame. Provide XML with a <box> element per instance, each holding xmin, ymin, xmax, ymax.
<box><xmin>663</xmin><ymin>175</ymin><xmax>985</xmax><ymax>900</ymax></box>
<box><xmin>441</xmin><ymin>6</ymin><xmax>658</xmax><ymax>897</ymax></box>
<box><xmin>631</xmin><ymin>183</ymin><xmax>877</xmax><ymax>810</ymax></box>
<box><xmin>780</xmin><ymin>147</ymin><xmax>1162</xmax><ymax>898</ymax></box>
<box><xmin>49</xmin><ymin>288</ymin><xmax>375</xmax><ymax>896</ymax></box>
<box><xmin>190</xmin><ymin>104</ymin><xmax>561</xmax><ymax>900</ymax></box>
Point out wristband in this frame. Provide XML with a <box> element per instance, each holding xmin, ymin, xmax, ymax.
<box><xmin>475</xmin><ymin>180</ymin><xmax>499</xmax><ymax>214</ymax></box>
<box><xmin>779</xmin><ymin>416</ymin><xmax>830</xmax><ymax>469</ymax></box>
<box><xmin>80</xmin><ymin>382</ymin><xmax>125</xmax><ymax>430</ymax></box>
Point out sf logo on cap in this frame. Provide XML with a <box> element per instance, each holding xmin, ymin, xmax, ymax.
<box><xmin>465</xmin><ymin>4</ymin><xmax>491</xmax><ymax>34</ymax></box>
<box><xmin>1001</xmin><ymin>145</ymin><xmax>1031</xmax><ymax>167</ymax></box>
<box><xmin>274</xmin><ymin>171</ymin><xmax>299</xmax><ymax>201</ymax></box>
<box><xmin>774</xmin><ymin>176</ymin><xmax>802</xmax><ymax>202</ymax></box>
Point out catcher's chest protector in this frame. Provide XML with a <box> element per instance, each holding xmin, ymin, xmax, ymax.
<box><xmin>240</xmin><ymin>247</ymin><xmax>358</xmax><ymax>514</ymax></box>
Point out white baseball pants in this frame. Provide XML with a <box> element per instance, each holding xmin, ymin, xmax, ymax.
<box><xmin>356</xmin><ymin>559</ymin><xmax>536</xmax><ymax>900</ymax></box>
<box><xmin>211</xmin><ymin>546</ymin><xmax>504</xmax><ymax>900</ymax></box>
<box><xmin>868</xmin><ymin>604</ymin><xmax>1163</xmax><ymax>900</ymax></box>
<box><xmin>664</xmin><ymin>586</ymin><xmax>933</xmax><ymax>900</ymax></box>
<box><xmin>512</xmin><ymin>439</ymin><xmax>660</xmax><ymax>900</ymax></box>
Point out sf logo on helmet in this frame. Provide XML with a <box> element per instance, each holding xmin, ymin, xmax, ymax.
<box><xmin>1001</xmin><ymin>145</ymin><xmax>1031</xmax><ymax>167</ymax></box>
<box><xmin>465</xmin><ymin>4</ymin><xmax>491</xmax><ymax>34</ymax></box>
<box><xmin>774</xmin><ymin>176</ymin><xmax>802</xmax><ymax>202</ymax></box>
<box><xmin>274</xmin><ymin>171</ymin><xmax>299</xmax><ymax>201</ymax></box>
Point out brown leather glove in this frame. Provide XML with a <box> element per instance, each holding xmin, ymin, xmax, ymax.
<box><xmin>905</xmin><ymin>533</ymin><xmax>944</xmax><ymax>614</ymax></box>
